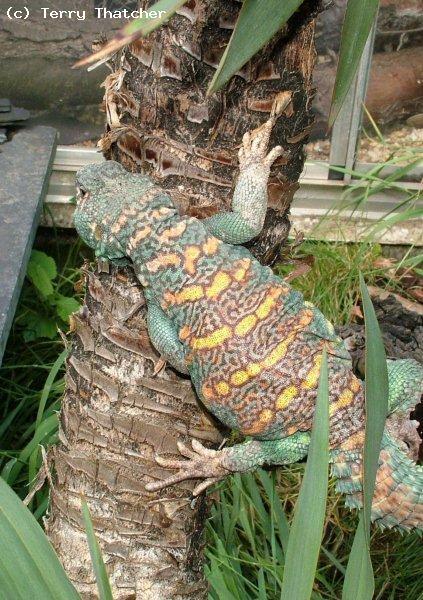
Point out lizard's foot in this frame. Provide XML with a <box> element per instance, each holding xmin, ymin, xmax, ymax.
<box><xmin>238</xmin><ymin>107</ymin><xmax>284</xmax><ymax>172</ymax></box>
<box><xmin>145</xmin><ymin>439</ymin><xmax>232</xmax><ymax>495</ymax></box>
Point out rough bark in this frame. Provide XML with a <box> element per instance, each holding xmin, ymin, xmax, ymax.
<box><xmin>46</xmin><ymin>264</ymin><xmax>219</xmax><ymax>598</ymax></box>
<box><xmin>46</xmin><ymin>1</ymin><xmax>320</xmax><ymax>597</ymax></box>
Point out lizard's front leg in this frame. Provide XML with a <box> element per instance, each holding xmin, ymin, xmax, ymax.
<box><xmin>203</xmin><ymin>107</ymin><xmax>284</xmax><ymax>244</ymax></box>
<box><xmin>145</xmin><ymin>432</ymin><xmax>310</xmax><ymax>495</ymax></box>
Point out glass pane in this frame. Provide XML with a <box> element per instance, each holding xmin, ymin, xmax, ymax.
<box><xmin>357</xmin><ymin>0</ymin><xmax>423</xmax><ymax>163</ymax></box>
<box><xmin>305</xmin><ymin>0</ymin><xmax>348</xmax><ymax>162</ymax></box>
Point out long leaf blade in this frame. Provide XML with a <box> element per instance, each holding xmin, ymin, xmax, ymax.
<box><xmin>360</xmin><ymin>273</ymin><xmax>388</xmax><ymax>533</ymax></box>
<box><xmin>342</xmin><ymin>513</ymin><xmax>374</xmax><ymax>600</ymax></box>
<box><xmin>81</xmin><ymin>500</ymin><xmax>114</xmax><ymax>600</ymax></box>
<box><xmin>0</xmin><ymin>477</ymin><xmax>79</xmax><ymax>600</ymax></box>
<box><xmin>280</xmin><ymin>350</ymin><xmax>329</xmax><ymax>600</ymax></box>
<box><xmin>208</xmin><ymin>0</ymin><xmax>303</xmax><ymax>94</ymax></box>
<box><xmin>329</xmin><ymin>0</ymin><xmax>379</xmax><ymax>126</ymax></box>
<box><xmin>342</xmin><ymin>274</ymin><xmax>388</xmax><ymax>600</ymax></box>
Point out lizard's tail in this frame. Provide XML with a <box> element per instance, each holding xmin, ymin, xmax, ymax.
<box><xmin>330</xmin><ymin>359</ymin><xmax>423</xmax><ymax>532</ymax></box>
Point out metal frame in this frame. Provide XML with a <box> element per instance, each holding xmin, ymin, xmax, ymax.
<box><xmin>329</xmin><ymin>22</ymin><xmax>378</xmax><ymax>182</ymax></box>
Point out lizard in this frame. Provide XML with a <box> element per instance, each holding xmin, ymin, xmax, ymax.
<box><xmin>74</xmin><ymin>109</ymin><xmax>423</xmax><ymax>532</ymax></box>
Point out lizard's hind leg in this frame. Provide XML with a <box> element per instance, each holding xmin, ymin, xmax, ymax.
<box><xmin>145</xmin><ymin>432</ymin><xmax>310</xmax><ymax>495</ymax></box>
<box><xmin>203</xmin><ymin>108</ymin><xmax>284</xmax><ymax>244</ymax></box>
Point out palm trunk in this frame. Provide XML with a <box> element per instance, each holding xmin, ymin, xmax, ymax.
<box><xmin>46</xmin><ymin>1</ymin><xmax>320</xmax><ymax>597</ymax></box>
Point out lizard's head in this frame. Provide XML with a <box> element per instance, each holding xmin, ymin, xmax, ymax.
<box><xmin>74</xmin><ymin>161</ymin><xmax>151</xmax><ymax>260</ymax></box>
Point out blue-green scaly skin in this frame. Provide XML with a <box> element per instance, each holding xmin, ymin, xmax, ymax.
<box><xmin>74</xmin><ymin>153</ymin><xmax>422</xmax><ymax>532</ymax></box>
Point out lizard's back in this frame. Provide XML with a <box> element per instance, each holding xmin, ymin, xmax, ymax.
<box><xmin>145</xmin><ymin>215</ymin><xmax>364</xmax><ymax>446</ymax></box>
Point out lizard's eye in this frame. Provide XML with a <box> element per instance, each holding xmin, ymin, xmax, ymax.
<box><xmin>76</xmin><ymin>184</ymin><xmax>90</xmax><ymax>202</ymax></box>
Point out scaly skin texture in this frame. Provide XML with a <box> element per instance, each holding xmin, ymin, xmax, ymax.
<box><xmin>74</xmin><ymin>115</ymin><xmax>423</xmax><ymax>532</ymax></box>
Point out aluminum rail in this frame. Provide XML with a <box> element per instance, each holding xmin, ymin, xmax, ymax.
<box><xmin>42</xmin><ymin>146</ymin><xmax>422</xmax><ymax>245</ymax></box>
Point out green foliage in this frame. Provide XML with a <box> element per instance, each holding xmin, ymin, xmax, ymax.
<box><xmin>328</xmin><ymin>0</ymin><xmax>379</xmax><ymax>125</ymax></box>
<box><xmin>280</xmin><ymin>351</ymin><xmax>329</xmax><ymax>600</ymax></box>
<box><xmin>0</xmin><ymin>477</ymin><xmax>79</xmax><ymax>600</ymax></box>
<box><xmin>207</xmin><ymin>0</ymin><xmax>303</xmax><ymax>94</ymax></box>
<box><xmin>0</xmin><ymin>238</ymin><xmax>86</xmax><ymax>515</ymax></box>
<box><xmin>322</xmin><ymin>149</ymin><xmax>422</xmax><ymax>242</ymax></box>
<box><xmin>81</xmin><ymin>501</ymin><xmax>113</xmax><ymax>600</ymax></box>
<box><xmin>1</xmin><ymin>236</ymin><xmax>421</xmax><ymax>599</ymax></box>
<box><xmin>275</xmin><ymin>241</ymin><xmax>382</xmax><ymax>325</ymax></box>
<box><xmin>18</xmin><ymin>250</ymin><xmax>80</xmax><ymax>342</ymax></box>
<box><xmin>77</xmin><ymin>0</ymin><xmax>381</xmax><ymax>120</ymax></box>
<box><xmin>342</xmin><ymin>278</ymin><xmax>389</xmax><ymax>600</ymax></box>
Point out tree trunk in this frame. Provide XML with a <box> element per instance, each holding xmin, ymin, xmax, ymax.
<box><xmin>46</xmin><ymin>1</ymin><xmax>320</xmax><ymax>597</ymax></box>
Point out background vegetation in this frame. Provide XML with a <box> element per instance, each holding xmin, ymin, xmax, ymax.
<box><xmin>1</xmin><ymin>226</ymin><xmax>421</xmax><ymax>599</ymax></box>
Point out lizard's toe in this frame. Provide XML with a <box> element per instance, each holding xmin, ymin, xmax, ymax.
<box><xmin>264</xmin><ymin>145</ymin><xmax>284</xmax><ymax>167</ymax></box>
<box><xmin>146</xmin><ymin>439</ymin><xmax>231</xmax><ymax>493</ymax></box>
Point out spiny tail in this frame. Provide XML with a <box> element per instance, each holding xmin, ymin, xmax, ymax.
<box><xmin>330</xmin><ymin>359</ymin><xmax>423</xmax><ymax>532</ymax></box>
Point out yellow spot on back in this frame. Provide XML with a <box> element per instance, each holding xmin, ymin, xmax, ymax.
<box><xmin>179</xmin><ymin>325</ymin><xmax>191</xmax><ymax>341</ymax></box>
<box><xmin>128</xmin><ymin>225</ymin><xmax>151</xmax><ymax>249</ymax></box>
<box><xmin>173</xmin><ymin>286</ymin><xmax>204</xmax><ymax>304</ymax></box>
<box><xmin>215</xmin><ymin>381</ymin><xmax>230</xmax><ymax>396</ymax></box>
<box><xmin>256</xmin><ymin>288</ymin><xmax>283</xmax><ymax>319</ymax></box>
<box><xmin>192</xmin><ymin>326</ymin><xmax>232</xmax><ymax>350</ymax></box>
<box><xmin>124</xmin><ymin>206</ymin><xmax>139</xmax><ymax>217</ymax></box>
<box><xmin>233</xmin><ymin>259</ymin><xmax>251</xmax><ymax>281</ymax></box>
<box><xmin>111</xmin><ymin>213</ymin><xmax>128</xmax><ymax>234</ymax></box>
<box><xmin>203</xmin><ymin>238</ymin><xmax>220</xmax><ymax>255</ymax></box>
<box><xmin>276</xmin><ymin>385</ymin><xmax>298</xmax><ymax>410</ymax></box>
<box><xmin>151</xmin><ymin>207</ymin><xmax>173</xmax><ymax>218</ymax></box>
<box><xmin>206</xmin><ymin>272</ymin><xmax>232</xmax><ymax>299</ymax></box>
<box><xmin>146</xmin><ymin>253</ymin><xmax>180</xmax><ymax>273</ymax></box>
<box><xmin>302</xmin><ymin>353</ymin><xmax>323</xmax><ymax>390</ymax></box>
<box><xmin>230</xmin><ymin>370</ymin><xmax>250</xmax><ymax>386</ymax></box>
<box><xmin>159</xmin><ymin>221</ymin><xmax>186</xmax><ymax>242</ymax></box>
<box><xmin>184</xmin><ymin>246</ymin><xmax>201</xmax><ymax>275</ymax></box>
<box><xmin>263</xmin><ymin>332</ymin><xmax>296</xmax><ymax>369</ymax></box>
<box><xmin>329</xmin><ymin>389</ymin><xmax>354</xmax><ymax>416</ymax></box>
<box><xmin>244</xmin><ymin>409</ymin><xmax>274</xmax><ymax>435</ymax></box>
<box><xmin>202</xmin><ymin>384</ymin><xmax>214</xmax><ymax>400</ymax></box>
<box><xmin>342</xmin><ymin>429</ymin><xmax>365</xmax><ymax>450</ymax></box>
<box><xmin>228</xmin><ymin>310</ymin><xmax>313</xmax><ymax>387</ymax></box>
<box><xmin>235</xmin><ymin>314</ymin><xmax>257</xmax><ymax>336</ymax></box>
<box><xmin>350</xmin><ymin>377</ymin><xmax>361</xmax><ymax>393</ymax></box>
<box><xmin>234</xmin><ymin>287</ymin><xmax>283</xmax><ymax>338</ymax></box>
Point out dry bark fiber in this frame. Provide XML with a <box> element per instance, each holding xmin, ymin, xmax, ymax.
<box><xmin>46</xmin><ymin>1</ymin><xmax>320</xmax><ymax>597</ymax></box>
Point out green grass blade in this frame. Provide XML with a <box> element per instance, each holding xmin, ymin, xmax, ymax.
<box><xmin>359</xmin><ymin>273</ymin><xmax>389</xmax><ymax>533</ymax></box>
<box><xmin>342</xmin><ymin>513</ymin><xmax>374</xmax><ymax>600</ymax></box>
<box><xmin>2</xmin><ymin>413</ymin><xmax>58</xmax><ymax>485</ymax></box>
<box><xmin>81</xmin><ymin>500</ymin><xmax>113</xmax><ymax>600</ymax></box>
<box><xmin>342</xmin><ymin>274</ymin><xmax>389</xmax><ymax>600</ymax></box>
<box><xmin>257</xmin><ymin>469</ymin><xmax>290</xmax><ymax>554</ymax></box>
<box><xmin>208</xmin><ymin>0</ymin><xmax>303</xmax><ymax>94</ymax></box>
<box><xmin>280</xmin><ymin>350</ymin><xmax>329</xmax><ymax>600</ymax></box>
<box><xmin>329</xmin><ymin>0</ymin><xmax>379</xmax><ymax>126</ymax></box>
<box><xmin>36</xmin><ymin>349</ymin><xmax>67</xmax><ymax>429</ymax></box>
<box><xmin>0</xmin><ymin>477</ymin><xmax>79</xmax><ymax>600</ymax></box>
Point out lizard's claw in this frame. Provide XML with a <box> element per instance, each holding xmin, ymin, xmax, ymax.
<box><xmin>152</xmin><ymin>356</ymin><xmax>167</xmax><ymax>377</ymax></box>
<box><xmin>145</xmin><ymin>439</ymin><xmax>232</xmax><ymax>495</ymax></box>
<box><xmin>238</xmin><ymin>116</ymin><xmax>284</xmax><ymax>171</ymax></box>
